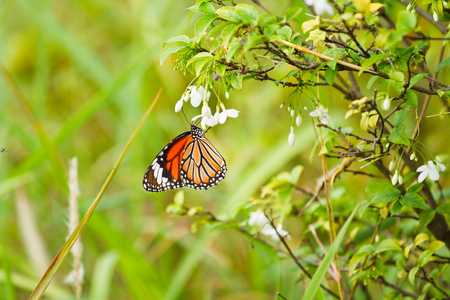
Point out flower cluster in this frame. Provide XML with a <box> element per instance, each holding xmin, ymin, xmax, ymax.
<box><xmin>248</xmin><ymin>211</ymin><xmax>290</xmax><ymax>241</ymax></box>
<box><xmin>175</xmin><ymin>85</ymin><xmax>239</xmax><ymax>129</ymax></box>
<box><xmin>417</xmin><ymin>159</ymin><xmax>446</xmax><ymax>183</ymax></box>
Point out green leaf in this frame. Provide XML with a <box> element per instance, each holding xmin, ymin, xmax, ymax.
<box><xmin>374</xmin><ymin>239</ymin><xmax>402</xmax><ymax>253</ymax></box>
<box><xmin>407</xmin><ymin>183</ymin><xmax>423</xmax><ymax>194</ymax></box>
<box><xmin>436</xmin><ymin>202</ymin><xmax>450</xmax><ymax>213</ymax></box>
<box><xmin>409</xmin><ymin>266</ymin><xmax>419</xmax><ymax>285</ymax></box>
<box><xmin>325</xmin><ymin>67</ymin><xmax>337</xmax><ymax>86</ymax></box>
<box><xmin>429</xmin><ymin>240</ymin><xmax>445</xmax><ymax>252</ymax></box>
<box><xmin>160</xmin><ymin>44</ymin><xmax>188</xmax><ymax>66</ymax></box>
<box><xmin>397</xmin><ymin>10</ymin><xmax>417</xmax><ymax>31</ymax></box>
<box><xmin>359</xmin><ymin>53</ymin><xmax>391</xmax><ymax>75</ymax></box>
<box><xmin>195</xmin><ymin>15</ymin><xmax>216</xmax><ymax>42</ymax></box>
<box><xmin>226</xmin><ymin>39</ymin><xmax>241</xmax><ymax>62</ymax></box>
<box><xmin>276</xmin><ymin>26</ymin><xmax>293</xmax><ymax>41</ymax></box>
<box><xmin>393</xmin><ymin>110</ymin><xmax>407</xmax><ymax>127</ymax></box>
<box><xmin>419</xmin><ymin>209</ymin><xmax>436</xmax><ymax>228</ymax></box>
<box><xmin>244</xmin><ymin>34</ymin><xmax>265</xmax><ymax>52</ymax></box>
<box><xmin>388</xmin><ymin>123</ymin><xmax>410</xmax><ymax>146</ymax></box>
<box><xmin>371</xmin><ymin>187</ymin><xmax>401</xmax><ymax>204</ymax></box>
<box><xmin>414</xmin><ymin>233</ymin><xmax>429</xmax><ymax>245</ymax></box>
<box><xmin>405</xmin><ymin>91</ymin><xmax>418</xmax><ymax>108</ymax></box>
<box><xmin>366</xmin><ymin>182</ymin><xmax>393</xmax><ymax>193</ymax></box>
<box><xmin>367</xmin><ymin>76</ymin><xmax>378</xmax><ymax>89</ymax></box>
<box><xmin>216</xmin><ymin>7</ymin><xmax>242</xmax><ymax>23</ymax></box>
<box><xmin>235</xmin><ymin>4</ymin><xmax>259</xmax><ymax>25</ymax></box>
<box><xmin>302</xmin><ymin>202</ymin><xmax>361</xmax><ymax>300</ymax></box>
<box><xmin>221</xmin><ymin>23</ymin><xmax>242</xmax><ymax>48</ymax></box>
<box><xmin>408</xmin><ymin>73</ymin><xmax>427</xmax><ymax>88</ymax></box>
<box><xmin>230</xmin><ymin>73</ymin><xmax>243</xmax><ymax>90</ymax></box>
<box><xmin>434</xmin><ymin>56</ymin><xmax>450</xmax><ymax>74</ymax></box>
<box><xmin>391</xmin><ymin>199</ymin><xmax>403</xmax><ymax>215</ymax></box>
<box><xmin>418</xmin><ymin>249</ymin><xmax>434</xmax><ymax>267</ymax></box>
<box><xmin>390</xmin><ymin>71</ymin><xmax>405</xmax><ymax>83</ymax></box>
<box><xmin>194</xmin><ymin>58</ymin><xmax>213</xmax><ymax>77</ymax></box>
<box><xmin>289</xmin><ymin>165</ymin><xmax>304</xmax><ymax>184</ymax></box>
<box><xmin>400</xmin><ymin>192</ymin><xmax>427</xmax><ymax>209</ymax></box>
<box><xmin>349</xmin><ymin>245</ymin><xmax>375</xmax><ymax>275</ymax></box>
<box><xmin>284</xmin><ymin>6</ymin><xmax>303</xmax><ymax>21</ymax></box>
<box><xmin>165</xmin><ymin>35</ymin><xmax>190</xmax><ymax>45</ymax></box>
<box><xmin>174</xmin><ymin>191</ymin><xmax>184</xmax><ymax>206</ymax></box>
<box><xmin>186</xmin><ymin>52</ymin><xmax>213</xmax><ymax>68</ymax></box>
<box><xmin>197</xmin><ymin>1</ymin><xmax>216</xmax><ymax>15</ymax></box>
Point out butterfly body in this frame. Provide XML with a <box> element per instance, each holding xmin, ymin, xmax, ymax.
<box><xmin>143</xmin><ymin>124</ymin><xmax>227</xmax><ymax>192</ymax></box>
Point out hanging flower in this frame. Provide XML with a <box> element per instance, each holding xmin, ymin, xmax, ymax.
<box><xmin>218</xmin><ymin>103</ymin><xmax>239</xmax><ymax>124</ymax></box>
<box><xmin>192</xmin><ymin>103</ymin><xmax>218</xmax><ymax>129</ymax></box>
<box><xmin>247</xmin><ymin>211</ymin><xmax>290</xmax><ymax>240</ymax></box>
<box><xmin>288</xmin><ymin>127</ymin><xmax>295</xmax><ymax>147</ymax></box>
<box><xmin>417</xmin><ymin>160</ymin><xmax>446</xmax><ymax>182</ymax></box>
<box><xmin>309</xmin><ymin>104</ymin><xmax>334</xmax><ymax>128</ymax></box>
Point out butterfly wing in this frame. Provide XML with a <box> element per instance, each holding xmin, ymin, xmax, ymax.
<box><xmin>142</xmin><ymin>131</ymin><xmax>192</xmax><ymax>192</ymax></box>
<box><xmin>180</xmin><ymin>136</ymin><xmax>227</xmax><ymax>190</ymax></box>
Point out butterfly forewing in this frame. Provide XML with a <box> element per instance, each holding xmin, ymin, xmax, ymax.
<box><xmin>142</xmin><ymin>131</ymin><xmax>191</xmax><ymax>192</ymax></box>
<box><xmin>143</xmin><ymin>124</ymin><xmax>227</xmax><ymax>192</ymax></box>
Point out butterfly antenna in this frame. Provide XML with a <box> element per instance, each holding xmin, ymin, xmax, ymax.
<box><xmin>181</xmin><ymin>108</ymin><xmax>191</xmax><ymax>125</ymax></box>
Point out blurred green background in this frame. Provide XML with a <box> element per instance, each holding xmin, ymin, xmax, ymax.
<box><xmin>1</xmin><ymin>0</ymin><xmax>449</xmax><ymax>299</ymax></box>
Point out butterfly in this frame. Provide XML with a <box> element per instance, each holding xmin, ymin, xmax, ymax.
<box><xmin>142</xmin><ymin>124</ymin><xmax>227</xmax><ymax>192</ymax></box>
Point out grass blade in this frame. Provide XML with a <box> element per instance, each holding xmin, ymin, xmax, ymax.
<box><xmin>28</xmin><ymin>89</ymin><xmax>162</xmax><ymax>300</ymax></box>
<box><xmin>302</xmin><ymin>201</ymin><xmax>361</xmax><ymax>300</ymax></box>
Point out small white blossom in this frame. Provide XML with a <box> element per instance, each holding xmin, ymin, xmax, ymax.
<box><xmin>248</xmin><ymin>211</ymin><xmax>290</xmax><ymax>241</ymax></box>
<box><xmin>389</xmin><ymin>160</ymin><xmax>395</xmax><ymax>171</ymax></box>
<box><xmin>225</xmin><ymin>91</ymin><xmax>230</xmax><ymax>99</ymax></box>
<box><xmin>392</xmin><ymin>170</ymin><xmax>399</xmax><ymax>185</ymax></box>
<box><xmin>296</xmin><ymin>115</ymin><xmax>302</xmax><ymax>127</ymax></box>
<box><xmin>304</xmin><ymin>0</ymin><xmax>334</xmax><ymax>15</ymax></box>
<box><xmin>192</xmin><ymin>104</ymin><xmax>218</xmax><ymax>129</ymax></box>
<box><xmin>248</xmin><ymin>211</ymin><xmax>268</xmax><ymax>227</ymax></box>
<box><xmin>175</xmin><ymin>99</ymin><xmax>184</xmax><ymax>112</ymax></box>
<box><xmin>261</xmin><ymin>224</ymin><xmax>291</xmax><ymax>240</ymax></box>
<box><xmin>309</xmin><ymin>104</ymin><xmax>334</xmax><ymax>128</ymax></box>
<box><xmin>290</xmin><ymin>109</ymin><xmax>295</xmax><ymax>117</ymax></box>
<box><xmin>417</xmin><ymin>160</ymin><xmax>446</xmax><ymax>182</ymax></box>
<box><xmin>433</xmin><ymin>11</ymin><xmax>438</xmax><ymax>22</ymax></box>
<box><xmin>382</xmin><ymin>96</ymin><xmax>391</xmax><ymax>111</ymax></box>
<box><xmin>189</xmin><ymin>86</ymin><xmax>210</xmax><ymax>107</ymax></box>
<box><xmin>410</xmin><ymin>153</ymin><xmax>416</xmax><ymax>160</ymax></box>
<box><xmin>398</xmin><ymin>175</ymin><xmax>403</xmax><ymax>185</ymax></box>
<box><xmin>288</xmin><ymin>127</ymin><xmax>295</xmax><ymax>147</ymax></box>
<box><xmin>218</xmin><ymin>104</ymin><xmax>239</xmax><ymax>124</ymax></box>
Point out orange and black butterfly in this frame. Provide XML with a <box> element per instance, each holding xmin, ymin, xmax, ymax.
<box><xmin>143</xmin><ymin>124</ymin><xmax>226</xmax><ymax>192</ymax></box>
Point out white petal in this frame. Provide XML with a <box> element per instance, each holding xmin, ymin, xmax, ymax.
<box><xmin>191</xmin><ymin>93</ymin><xmax>202</xmax><ymax>107</ymax></box>
<box><xmin>175</xmin><ymin>100</ymin><xmax>184</xmax><ymax>112</ymax></box>
<box><xmin>392</xmin><ymin>171</ymin><xmax>398</xmax><ymax>185</ymax></box>
<box><xmin>225</xmin><ymin>91</ymin><xmax>230</xmax><ymax>99</ymax></box>
<box><xmin>428</xmin><ymin>167</ymin><xmax>440</xmax><ymax>181</ymax></box>
<box><xmin>436</xmin><ymin>162</ymin><xmax>446</xmax><ymax>172</ymax></box>
<box><xmin>320</xmin><ymin>117</ymin><xmax>328</xmax><ymax>125</ymax></box>
<box><xmin>226</xmin><ymin>109</ymin><xmax>239</xmax><ymax>118</ymax></box>
<box><xmin>418</xmin><ymin>170</ymin><xmax>428</xmax><ymax>183</ymax></box>
<box><xmin>416</xmin><ymin>164</ymin><xmax>428</xmax><ymax>172</ymax></box>
<box><xmin>296</xmin><ymin>115</ymin><xmax>302</xmax><ymax>127</ymax></box>
<box><xmin>219</xmin><ymin>112</ymin><xmax>227</xmax><ymax>124</ymax></box>
<box><xmin>309</xmin><ymin>110</ymin><xmax>319</xmax><ymax>117</ymax></box>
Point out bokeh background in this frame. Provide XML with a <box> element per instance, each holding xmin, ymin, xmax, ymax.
<box><xmin>1</xmin><ymin>0</ymin><xmax>449</xmax><ymax>299</ymax></box>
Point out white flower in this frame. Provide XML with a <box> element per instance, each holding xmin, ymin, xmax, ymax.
<box><xmin>296</xmin><ymin>115</ymin><xmax>302</xmax><ymax>127</ymax></box>
<box><xmin>248</xmin><ymin>211</ymin><xmax>268</xmax><ymax>227</ymax></box>
<box><xmin>192</xmin><ymin>104</ymin><xmax>218</xmax><ymax>129</ymax></box>
<box><xmin>189</xmin><ymin>86</ymin><xmax>210</xmax><ymax>107</ymax></box>
<box><xmin>410</xmin><ymin>153</ymin><xmax>416</xmax><ymax>160</ymax></box>
<box><xmin>218</xmin><ymin>104</ymin><xmax>239</xmax><ymax>124</ymax></box>
<box><xmin>304</xmin><ymin>0</ymin><xmax>334</xmax><ymax>15</ymax></box>
<box><xmin>175</xmin><ymin>99</ymin><xmax>184</xmax><ymax>112</ymax></box>
<box><xmin>417</xmin><ymin>160</ymin><xmax>446</xmax><ymax>182</ymax></box>
<box><xmin>392</xmin><ymin>170</ymin><xmax>398</xmax><ymax>185</ymax></box>
<box><xmin>225</xmin><ymin>91</ymin><xmax>230</xmax><ymax>99</ymax></box>
<box><xmin>309</xmin><ymin>104</ymin><xmax>334</xmax><ymax>128</ymax></box>
<box><xmin>382</xmin><ymin>96</ymin><xmax>391</xmax><ymax>111</ymax></box>
<box><xmin>433</xmin><ymin>11</ymin><xmax>438</xmax><ymax>22</ymax></box>
<box><xmin>389</xmin><ymin>160</ymin><xmax>395</xmax><ymax>171</ymax></box>
<box><xmin>248</xmin><ymin>211</ymin><xmax>290</xmax><ymax>240</ymax></box>
<box><xmin>261</xmin><ymin>224</ymin><xmax>291</xmax><ymax>240</ymax></box>
<box><xmin>288</xmin><ymin>127</ymin><xmax>295</xmax><ymax>147</ymax></box>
